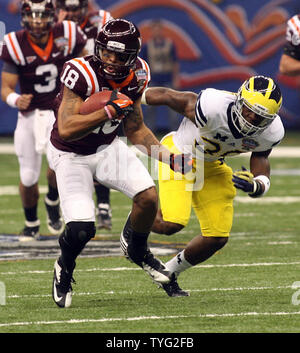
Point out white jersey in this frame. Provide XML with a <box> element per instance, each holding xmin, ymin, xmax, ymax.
<box><xmin>173</xmin><ymin>88</ymin><xmax>285</xmax><ymax>162</ymax></box>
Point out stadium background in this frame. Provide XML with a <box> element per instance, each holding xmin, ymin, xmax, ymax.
<box><xmin>0</xmin><ymin>0</ymin><xmax>300</xmax><ymax>134</ymax></box>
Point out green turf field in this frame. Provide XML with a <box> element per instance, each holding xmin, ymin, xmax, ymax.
<box><xmin>0</xmin><ymin>134</ymin><xmax>300</xmax><ymax>333</ymax></box>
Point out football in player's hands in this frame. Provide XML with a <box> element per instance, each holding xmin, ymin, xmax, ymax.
<box><xmin>79</xmin><ymin>90</ymin><xmax>132</xmax><ymax>117</ymax></box>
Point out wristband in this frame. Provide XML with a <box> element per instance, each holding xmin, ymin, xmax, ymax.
<box><xmin>104</xmin><ymin>105</ymin><xmax>113</xmax><ymax>120</ymax></box>
<box><xmin>6</xmin><ymin>92</ymin><xmax>20</xmax><ymax>108</ymax></box>
<box><xmin>254</xmin><ymin>175</ymin><xmax>270</xmax><ymax>195</ymax></box>
<box><xmin>249</xmin><ymin>175</ymin><xmax>270</xmax><ymax>198</ymax></box>
<box><xmin>141</xmin><ymin>88</ymin><xmax>149</xmax><ymax>105</ymax></box>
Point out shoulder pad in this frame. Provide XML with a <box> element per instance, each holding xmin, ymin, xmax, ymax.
<box><xmin>3</xmin><ymin>32</ymin><xmax>26</xmax><ymax>65</ymax></box>
<box><xmin>62</xmin><ymin>57</ymin><xmax>99</xmax><ymax>97</ymax></box>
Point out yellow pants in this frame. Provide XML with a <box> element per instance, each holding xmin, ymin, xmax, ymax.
<box><xmin>158</xmin><ymin>134</ymin><xmax>236</xmax><ymax>237</ymax></box>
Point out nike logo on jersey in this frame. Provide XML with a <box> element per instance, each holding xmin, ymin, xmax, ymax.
<box><xmin>128</xmin><ymin>86</ymin><xmax>138</xmax><ymax>91</ymax></box>
<box><xmin>52</xmin><ymin>52</ymin><xmax>60</xmax><ymax>58</ymax></box>
<box><xmin>26</xmin><ymin>56</ymin><xmax>37</xmax><ymax>64</ymax></box>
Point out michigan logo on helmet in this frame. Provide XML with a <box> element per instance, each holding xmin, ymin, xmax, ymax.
<box><xmin>232</xmin><ymin>75</ymin><xmax>282</xmax><ymax>136</ymax></box>
<box><xmin>21</xmin><ymin>0</ymin><xmax>55</xmax><ymax>39</ymax></box>
<box><xmin>94</xmin><ymin>19</ymin><xmax>141</xmax><ymax>80</ymax></box>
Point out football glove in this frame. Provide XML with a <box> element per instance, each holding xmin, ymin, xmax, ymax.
<box><xmin>106</xmin><ymin>90</ymin><xmax>134</xmax><ymax>119</ymax></box>
<box><xmin>170</xmin><ymin>153</ymin><xmax>193</xmax><ymax>174</ymax></box>
<box><xmin>232</xmin><ymin>166</ymin><xmax>263</xmax><ymax>197</ymax></box>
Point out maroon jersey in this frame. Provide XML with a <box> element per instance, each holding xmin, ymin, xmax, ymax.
<box><xmin>283</xmin><ymin>14</ymin><xmax>300</xmax><ymax>60</ymax></box>
<box><xmin>80</xmin><ymin>10</ymin><xmax>113</xmax><ymax>39</ymax></box>
<box><xmin>79</xmin><ymin>10</ymin><xmax>113</xmax><ymax>55</ymax></box>
<box><xmin>0</xmin><ymin>21</ymin><xmax>87</xmax><ymax>112</ymax></box>
<box><xmin>50</xmin><ymin>55</ymin><xmax>151</xmax><ymax>155</ymax></box>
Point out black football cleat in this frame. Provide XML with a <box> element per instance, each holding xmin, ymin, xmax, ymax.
<box><xmin>52</xmin><ymin>259</ymin><xmax>75</xmax><ymax>308</ymax></box>
<box><xmin>139</xmin><ymin>250</ymin><xmax>172</xmax><ymax>284</ymax></box>
<box><xmin>120</xmin><ymin>214</ymin><xmax>171</xmax><ymax>284</ymax></box>
<box><xmin>160</xmin><ymin>273</ymin><xmax>190</xmax><ymax>297</ymax></box>
<box><xmin>19</xmin><ymin>220</ymin><xmax>40</xmax><ymax>241</ymax></box>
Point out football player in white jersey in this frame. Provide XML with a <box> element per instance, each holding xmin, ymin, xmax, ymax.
<box><xmin>55</xmin><ymin>0</ymin><xmax>114</xmax><ymax>230</ymax></box>
<box><xmin>141</xmin><ymin>75</ymin><xmax>284</xmax><ymax>297</ymax></box>
<box><xmin>279</xmin><ymin>13</ymin><xmax>300</xmax><ymax>75</ymax></box>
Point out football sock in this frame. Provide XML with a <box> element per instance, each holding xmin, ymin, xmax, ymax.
<box><xmin>95</xmin><ymin>183</ymin><xmax>110</xmax><ymax>205</ymax></box>
<box><xmin>123</xmin><ymin>214</ymin><xmax>149</xmax><ymax>262</ymax></box>
<box><xmin>165</xmin><ymin>250</ymin><xmax>193</xmax><ymax>277</ymax></box>
<box><xmin>24</xmin><ymin>205</ymin><xmax>38</xmax><ymax>222</ymax></box>
<box><xmin>47</xmin><ymin>184</ymin><xmax>59</xmax><ymax>202</ymax></box>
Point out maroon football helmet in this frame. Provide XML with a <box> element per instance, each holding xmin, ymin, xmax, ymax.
<box><xmin>21</xmin><ymin>0</ymin><xmax>55</xmax><ymax>39</ymax></box>
<box><xmin>55</xmin><ymin>0</ymin><xmax>88</xmax><ymax>24</ymax></box>
<box><xmin>94</xmin><ymin>19</ymin><xmax>142</xmax><ymax>80</ymax></box>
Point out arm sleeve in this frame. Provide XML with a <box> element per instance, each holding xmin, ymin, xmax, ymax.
<box><xmin>2</xmin><ymin>60</ymin><xmax>18</xmax><ymax>74</ymax></box>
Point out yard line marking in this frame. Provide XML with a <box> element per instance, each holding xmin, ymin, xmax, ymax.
<box><xmin>6</xmin><ymin>284</ymin><xmax>295</xmax><ymax>300</ymax></box>
<box><xmin>0</xmin><ymin>185</ymin><xmax>118</xmax><ymax>196</ymax></box>
<box><xmin>2</xmin><ymin>185</ymin><xmax>300</xmax><ymax>203</ymax></box>
<box><xmin>1</xmin><ymin>182</ymin><xmax>300</xmax><ymax>202</ymax></box>
<box><xmin>1</xmin><ymin>311</ymin><xmax>300</xmax><ymax>328</ymax></box>
<box><xmin>272</xmin><ymin>169</ymin><xmax>300</xmax><ymax>175</ymax></box>
<box><xmin>1</xmin><ymin>261</ymin><xmax>300</xmax><ymax>276</ymax></box>
<box><xmin>0</xmin><ymin>186</ymin><xmax>48</xmax><ymax>196</ymax></box>
<box><xmin>191</xmin><ymin>285</ymin><xmax>293</xmax><ymax>292</ymax></box>
<box><xmin>234</xmin><ymin>196</ymin><xmax>300</xmax><ymax>203</ymax></box>
<box><xmin>194</xmin><ymin>261</ymin><xmax>300</xmax><ymax>269</ymax></box>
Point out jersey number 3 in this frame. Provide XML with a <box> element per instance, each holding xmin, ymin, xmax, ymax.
<box><xmin>34</xmin><ymin>63</ymin><xmax>58</xmax><ymax>93</ymax></box>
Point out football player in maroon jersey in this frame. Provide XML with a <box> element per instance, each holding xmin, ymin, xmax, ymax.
<box><xmin>50</xmin><ymin>18</ymin><xmax>192</xmax><ymax>308</ymax></box>
<box><xmin>279</xmin><ymin>14</ymin><xmax>300</xmax><ymax>75</ymax></box>
<box><xmin>55</xmin><ymin>0</ymin><xmax>114</xmax><ymax>230</ymax></box>
<box><xmin>0</xmin><ymin>0</ymin><xmax>87</xmax><ymax>240</ymax></box>
<box><xmin>56</xmin><ymin>0</ymin><xmax>113</xmax><ymax>50</ymax></box>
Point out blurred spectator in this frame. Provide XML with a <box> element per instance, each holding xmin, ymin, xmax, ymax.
<box><xmin>6</xmin><ymin>0</ymin><xmax>20</xmax><ymax>14</ymax></box>
<box><xmin>140</xmin><ymin>19</ymin><xmax>180</xmax><ymax>134</ymax></box>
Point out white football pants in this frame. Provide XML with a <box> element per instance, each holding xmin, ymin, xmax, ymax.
<box><xmin>49</xmin><ymin>136</ymin><xmax>155</xmax><ymax>224</ymax></box>
<box><xmin>14</xmin><ymin>109</ymin><xmax>55</xmax><ymax>187</ymax></box>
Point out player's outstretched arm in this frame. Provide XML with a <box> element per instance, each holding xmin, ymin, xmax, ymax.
<box><xmin>142</xmin><ymin>87</ymin><xmax>197</xmax><ymax>123</ymax></box>
<box><xmin>124</xmin><ymin>98</ymin><xmax>192</xmax><ymax>174</ymax></box>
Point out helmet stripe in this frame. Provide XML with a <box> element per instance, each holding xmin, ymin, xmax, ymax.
<box><xmin>264</xmin><ymin>78</ymin><xmax>274</xmax><ymax>99</ymax></box>
<box><xmin>249</xmin><ymin>76</ymin><xmax>254</xmax><ymax>92</ymax></box>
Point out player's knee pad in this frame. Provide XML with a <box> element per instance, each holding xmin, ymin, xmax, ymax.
<box><xmin>20</xmin><ymin>168</ymin><xmax>40</xmax><ymax>187</ymax></box>
<box><xmin>59</xmin><ymin>221</ymin><xmax>96</xmax><ymax>254</ymax></box>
